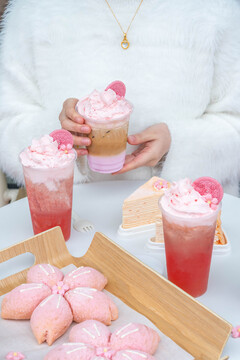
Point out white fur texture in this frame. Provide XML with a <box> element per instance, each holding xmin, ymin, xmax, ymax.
<box><xmin>0</xmin><ymin>0</ymin><xmax>240</xmax><ymax>194</ymax></box>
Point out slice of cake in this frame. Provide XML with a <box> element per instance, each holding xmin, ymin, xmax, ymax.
<box><xmin>122</xmin><ymin>177</ymin><xmax>170</xmax><ymax>229</ymax></box>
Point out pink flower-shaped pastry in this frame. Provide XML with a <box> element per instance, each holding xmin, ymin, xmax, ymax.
<box><xmin>113</xmin><ymin>350</ymin><xmax>156</xmax><ymax>360</ymax></box>
<box><xmin>30</xmin><ymin>294</ymin><xmax>73</xmax><ymax>345</ymax></box>
<box><xmin>6</xmin><ymin>352</ymin><xmax>25</xmax><ymax>360</ymax></box>
<box><xmin>110</xmin><ymin>323</ymin><xmax>160</xmax><ymax>355</ymax></box>
<box><xmin>1</xmin><ymin>283</ymin><xmax>51</xmax><ymax>319</ymax></box>
<box><xmin>27</xmin><ymin>264</ymin><xmax>63</xmax><ymax>287</ymax></box>
<box><xmin>65</xmin><ymin>287</ymin><xmax>118</xmax><ymax>325</ymax></box>
<box><xmin>61</xmin><ymin>321</ymin><xmax>160</xmax><ymax>360</ymax></box>
<box><xmin>1</xmin><ymin>264</ymin><xmax>116</xmax><ymax>346</ymax></box>
<box><xmin>231</xmin><ymin>325</ymin><xmax>240</xmax><ymax>338</ymax></box>
<box><xmin>44</xmin><ymin>343</ymin><xmax>96</xmax><ymax>360</ymax></box>
<box><xmin>64</xmin><ymin>266</ymin><xmax>107</xmax><ymax>290</ymax></box>
<box><xmin>69</xmin><ymin>320</ymin><xmax>111</xmax><ymax>347</ymax></box>
<box><xmin>202</xmin><ymin>194</ymin><xmax>218</xmax><ymax>210</ymax></box>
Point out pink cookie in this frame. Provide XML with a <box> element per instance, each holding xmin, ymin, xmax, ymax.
<box><xmin>30</xmin><ymin>294</ymin><xmax>73</xmax><ymax>345</ymax></box>
<box><xmin>113</xmin><ymin>350</ymin><xmax>156</xmax><ymax>360</ymax></box>
<box><xmin>193</xmin><ymin>177</ymin><xmax>223</xmax><ymax>204</ymax></box>
<box><xmin>44</xmin><ymin>343</ymin><xmax>96</xmax><ymax>360</ymax></box>
<box><xmin>1</xmin><ymin>283</ymin><xmax>51</xmax><ymax>320</ymax></box>
<box><xmin>65</xmin><ymin>288</ymin><xmax>118</xmax><ymax>325</ymax></box>
<box><xmin>50</xmin><ymin>129</ymin><xmax>73</xmax><ymax>149</ymax></box>
<box><xmin>69</xmin><ymin>320</ymin><xmax>111</xmax><ymax>347</ymax></box>
<box><xmin>110</xmin><ymin>323</ymin><xmax>160</xmax><ymax>355</ymax></box>
<box><xmin>105</xmin><ymin>81</ymin><xmax>126</xmax><ymax>97</ymax></box>
<box><xmin>64</xmin><ymin>267</ymin><xmax>107</xmax><ymax>291</ymax></box>
<box><xmin>27</xmin><ymin>264</ymin><xmax>64</xmax><ymax>287</ymax></box>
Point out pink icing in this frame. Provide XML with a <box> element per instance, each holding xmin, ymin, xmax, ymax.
<box><xmin>76</xmin><ymin>89</ymin><xmax>132</xmax><ymax>122</ymax></box>
<box><xmin>160</xmin><ymin>178</ymin><xmax>219</xmax><ymax>219</ymax></box>
<box><xmin>20</xmin><ymin>135</ymin><xmax>75</xmax><ymax>169</ymax></box>
<box><xmin>5</xmin><ymin>352</ymin><xmax>25</xmax><ymax>360</ymax></box>
<box><xmin>52</xmin><ymin>281</ymin><xmax>69</xmax><ymax>295</ymax></box>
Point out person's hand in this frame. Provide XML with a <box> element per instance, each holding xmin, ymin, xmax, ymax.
<box><xmin>59</xmin><ymin>98</ymin><xmax>91</xmax><ymax>156</ymax></box>
<box><xmin>114</xmin><ymin>123</ymin><xmax>171</xmax><ymax>174</ymax></box>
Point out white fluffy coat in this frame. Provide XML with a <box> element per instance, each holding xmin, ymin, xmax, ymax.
<box><xmin>0</xmin><ymin>0</ymin><xmax>240</xmax><ymax>195</ymax></box>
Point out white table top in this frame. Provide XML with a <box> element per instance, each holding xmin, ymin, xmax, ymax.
<box><xmin>0</xmin><ymin>180</ymin><xmax>240</xmax><ymax>359</ymax></box>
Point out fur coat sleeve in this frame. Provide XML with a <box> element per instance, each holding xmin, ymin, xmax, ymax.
<box><xmin>161</xmin><ymin>3</ymin><xmax>240</xmax><ymax>195</ymax></box>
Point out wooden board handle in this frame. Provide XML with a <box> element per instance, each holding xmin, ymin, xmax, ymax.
<box><xmin>0</xmin><ymin>227</ymin><xmax>73</xmax><ymax>294</ymax></box>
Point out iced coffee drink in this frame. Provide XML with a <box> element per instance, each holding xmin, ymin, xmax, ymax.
<box><xmin>159</xmin><ymin>178</ymin><xmax>223</xmax><ymax>297</ymax></box>
<box><xmin>20</xmin><ymin>132</ymin><xmax>76</xmax><ymax>241</ymax></box>
<box><xmin>76</xmin><ymin>85</ymin><xmax>132</xmax><ymax>173</ymax></box>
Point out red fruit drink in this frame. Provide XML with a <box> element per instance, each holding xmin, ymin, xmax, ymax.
<box><xmin>20</xmin><ymin>134</ymin><xmax>76</xmax><ymax>241</ymax></box>
<box><xmin>159</xmin><ymin>178</ymin><xmax>222</xmax><ymax>297</ymax></box>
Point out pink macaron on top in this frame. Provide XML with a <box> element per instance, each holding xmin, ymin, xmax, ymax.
<box><xmin>76</xmin><ymin>81</ymin><xmax>132</xmax><ymax>122</ymax></box>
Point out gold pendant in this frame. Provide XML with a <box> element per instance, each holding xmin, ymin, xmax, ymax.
<box><xmin>121</xmin><ymin>33</ymin><xmax>130</xmax><ymax>50</ymax></box>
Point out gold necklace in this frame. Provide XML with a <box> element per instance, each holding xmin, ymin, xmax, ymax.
<box><xmin>105</xmin><ymin>0</ymin><xmax>144</xmax><ymax>50</ymax></box>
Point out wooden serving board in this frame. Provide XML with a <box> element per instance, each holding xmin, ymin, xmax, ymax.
<box><xmin>0</xmin><ymin>227</ymin><xmax>231</xmax><ymax>360</ymax></box>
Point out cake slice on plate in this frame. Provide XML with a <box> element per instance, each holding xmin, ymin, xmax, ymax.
<box><xmin>121</xmin><ymin>176</ymin><xmax>170</xmax><ymax>229</ymax></box>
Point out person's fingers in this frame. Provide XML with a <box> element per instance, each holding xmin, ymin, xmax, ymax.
<box><xmin>75</xmin><ymin>148</ymin><xmax>88</xmax><ymax>156</ymax></box>
<box><xmin>72</xmin><ymin>133</ymin><xmax>91</xmax><ymax>147</ymax></box>
<box><xmin>128</xmin><ymin>126</ymin><xmax>157</xmax><ymax>145</ymax></box>
<box><xmin>113</xmin><ymin>147</ymin><xmax>151</xmax><ymax>174</ymax></box>
<box><xmin>61</xmin><ymin>118</ymin><xmax>91</xmax><ymax>134</ymax></box>
<box><xmin>63</xmin><ymin>98</ymin><xmax>84</xmax><ymax>124</ymax></box>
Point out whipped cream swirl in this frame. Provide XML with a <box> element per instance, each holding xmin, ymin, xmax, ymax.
<box><xmin>76</xmin><ymin>89</ymin><xmax>132</xmax><ymax>122</ymax></box>
<box><xmin>160</xmin><ymin>178</ymin><xmax>216</xmax><ymax>218</ymax></box>
<box><xmin>20</xmin><ymin>135</ymin><xmax>75</xmax><ymax>169</ymax></box>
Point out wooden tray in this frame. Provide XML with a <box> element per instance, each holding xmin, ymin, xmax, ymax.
<box><xmin>0</xmin><ymin>227</ymin><xmax>231</xmax><ymax>360</ymax></box>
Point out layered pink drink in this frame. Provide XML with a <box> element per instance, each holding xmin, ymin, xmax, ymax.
<box><xmin>160</xmin><ymin>178</ymin><xmax>223</xmax><ymax>297</ymax></box>
<box><xmin>76</xmin><ymin>86</ymin><xmax>133</xmax><ymax>173</ymax></box>
<box><xmin>20</xmin><ymin>133</ymin><xmax>76</xmax><ymax>240</ymax></box>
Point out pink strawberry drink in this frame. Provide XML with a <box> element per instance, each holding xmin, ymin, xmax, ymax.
<box><xmin>159</xmin><ymin>178</ymin><xmax>223</xmax><ymax>297</ymax></box>
<box><xmin>76</xmin><ymin>82</ymin><xmax>133</xmax><ymax>173</ymax></box>
<box><xmin>20</xmin><ymin>132</ymin><xmax>76</xmax><ymax>241</ymax></box>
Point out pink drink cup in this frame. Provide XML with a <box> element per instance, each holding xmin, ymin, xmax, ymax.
<box><xmin>21</xmin><ymin>153</ymin><xmax>76</xmax><ymax>241</ymax></box>
<box><xmin>77</xmin><ymin>110</ymin><xmax>132</xmax><ymax>173</ymax></box>
<box><xmin>159</xmin><ymin>200</ymin><xmax>220</xmax><ymax>297</ymax></box>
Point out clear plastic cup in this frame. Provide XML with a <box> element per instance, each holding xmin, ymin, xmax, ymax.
<box><xmin>159</xmin><ymin>199</ymin><xmax>220</xmax><ymax>297</ymax></box>
<box><xmin>21</xmin><ymin>153</ymin><xmax>76</xmax><ymax>241</ymax></box>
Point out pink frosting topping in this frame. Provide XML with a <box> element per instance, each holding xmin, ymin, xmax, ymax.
<box><xmin>20</xmin><ymin>135</ymin><xmax>75</xmax><ymax>168</ymax></box>
<box><xmin>161</xmin><ymin>178</ymin><xmax>218</xmax><ymax>218</ymax></box>
<box><xmin>76</xmin><ymin>89</ymin><xmax>132</xmax><ymax>121</ymax></box>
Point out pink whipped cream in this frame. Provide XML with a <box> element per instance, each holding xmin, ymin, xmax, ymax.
<box><xmin>20</xmin><ymin>135</ymin><xmax>75</xmax><ymax>169</ymax></box>
<box><xmin>160</xmin><ymin>178</ymin><xmax>218</xmax><ymax>218</ymax></box>
<box><xmin>76</xmin><ymin>89</ymin><xmax>132</xmax><ymax>122</ymax></box>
